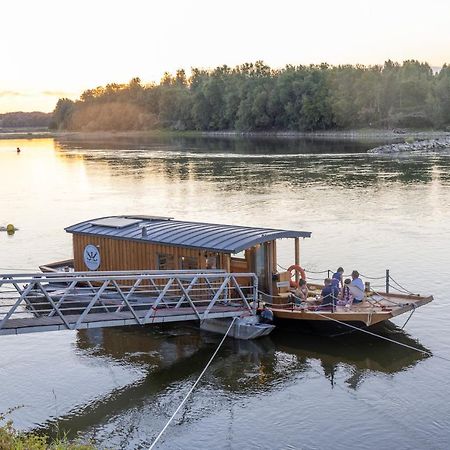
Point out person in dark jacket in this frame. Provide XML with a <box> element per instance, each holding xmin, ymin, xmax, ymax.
<box><xmin>320</xmin><ymin>278</ymin><xmax>339</xmax><ymax>308</ymax></box>
<box><xmin>260</xmin><ymin>303</ymin><xmax>274</xmax><ymax>324</ymax></box>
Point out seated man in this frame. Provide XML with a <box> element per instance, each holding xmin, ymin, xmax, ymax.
<box><xmin>320</xmin><ymin>278</ymin><xmax>338</xmax><ymax>309</ymax></box>
<box><xmin>349</xmin><ymin>270</ymin><xmax>365</xmax><ymax>303</ymax></box>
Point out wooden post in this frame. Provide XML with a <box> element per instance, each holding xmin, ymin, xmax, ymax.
<box><xmin>386</xmin><ymin>269</ymin><xmax>390</xmax><ymax>293</ymax></box>
<box><xmin>267</xmin><ymin>242</ymin><xmax>273</xmax><ymax>296</ymax></box>
<box><xmin>294</xmin><ymin>238</ymin><xmax>300</xmax><ymax>283</ymax></box>
<box><xmin>225</xmin><ymin>254</ymin><xmax>231</xmax><ymax>273</ymax></box>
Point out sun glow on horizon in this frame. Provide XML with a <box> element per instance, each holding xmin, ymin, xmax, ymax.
<box><xmin>2</xmin><ymin>0</ymin><xmax>450</xmax><ymax>113</ymax></box>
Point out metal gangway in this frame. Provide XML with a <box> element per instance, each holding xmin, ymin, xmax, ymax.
<box><xmin>0</xmin><ymin>270</ymin><xmax>258</xmax><ymax>336</ymax></box>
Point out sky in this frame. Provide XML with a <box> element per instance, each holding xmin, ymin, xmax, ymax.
<box><xmin>2</xmin><ymin>0</ymin><xmax>450</xmax><ymax>113</ymax></box>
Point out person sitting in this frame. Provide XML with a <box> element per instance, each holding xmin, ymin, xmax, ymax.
<box><xmin>349</xmin><ymin>270</ymin><xmax>365</xmax><ymax>303</ymax></box>
<box><xmin>337</xmin><ymin>278</ymin><xmax>353</xmax><ymax>307</ymax></box>
<box><xmin>319</xmin><ymin>278</ymin><xmax>338</xmax><ymax>309</ymax></box>
<box><xmin>331</xmin><ymin>267</ymin><xmax>344</xmax><ymax>291</ymax></box>
<box><xmin>294</xmin><ymin>278</ymin><xmax>309</xmax><ymax>305</ymax></box>
<box><xmin>260</xmin><ymin>303</ymin><xmax>274</xmax><ymax>324</ymax></box>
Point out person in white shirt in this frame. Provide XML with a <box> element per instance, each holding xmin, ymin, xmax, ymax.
<box><xmin>349</xmin><ymin>270</ymin><xmax>365</xmax><ymax>303</ymax></box>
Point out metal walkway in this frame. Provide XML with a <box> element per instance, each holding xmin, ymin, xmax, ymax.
<box><xmin>0</xmin><ymin>270</ymin><xmax>258</xmax><ymax>336</ymax></box>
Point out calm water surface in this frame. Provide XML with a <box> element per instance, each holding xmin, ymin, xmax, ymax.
<box><xmin>0</xmin><ymin>136</ymin><xmax>449</xmax><ymax>449</ymax></box>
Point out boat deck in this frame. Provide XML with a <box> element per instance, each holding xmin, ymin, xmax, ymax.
<box><xmin>269</xmin><ymin>291</ymin><xmax>433</xmax><ymax>327</ymax></box>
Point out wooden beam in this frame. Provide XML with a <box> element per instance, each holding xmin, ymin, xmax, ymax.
<box><xmin>272</xmin><ymin>240</ymin><xmax>277</xmax><ymax>271</ymax></box>
<box><xmin>267</xmin><ymin>242</ymin><xmax>273</xmax><ymax>295</ymax></box>
<box><xmin>224</xmin><ymin>254</ymin><xmax>231</xmax><ymax>273</ymax></box>
<box><xmin>294</xmin><ymin>238</ymin><xmax>300</xmax><ymax>283</ymax></box>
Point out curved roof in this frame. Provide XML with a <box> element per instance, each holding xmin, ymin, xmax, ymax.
<box><xmin>65</xmin><ymin>216</ymin><xmax>311</xmax><ymax>253</ymax></box>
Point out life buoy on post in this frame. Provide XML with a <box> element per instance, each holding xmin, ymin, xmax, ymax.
<box><xmin>287</xmin><ymin>264</ymin><xmax>306</xmax><ymax>288</ymax></box>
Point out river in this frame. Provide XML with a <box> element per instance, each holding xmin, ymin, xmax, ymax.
<box><xmin>0</xmin><ymin>135</ymin><xmax>449</xmax><ymax>449</ymax></box>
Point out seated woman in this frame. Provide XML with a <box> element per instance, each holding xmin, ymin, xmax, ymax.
<box><xmin>336</xmin><ymin>278</ymin><xmax>353</xmax><ymax>307</ymax></box>
<box><xmin>294</xmin><ymin>278</ymin><xmax>309</xmax><ymax>305</ymax></box>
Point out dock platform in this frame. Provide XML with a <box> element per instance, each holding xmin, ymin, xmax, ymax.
<box><xmin>0</xmin><ymin>270</ymin><xmax>257</xmax><ymax>336</ymax></box>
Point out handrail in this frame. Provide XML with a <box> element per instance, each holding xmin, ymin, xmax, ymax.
<box><xmin>0</xmin><ymin>269</ymin><xmax>227</xmax><ymax>278</ymax></box>
<box><xmin>0</xmin><ymin>271</ymin><xmax>258</xmax><ymax>335</ymax></box>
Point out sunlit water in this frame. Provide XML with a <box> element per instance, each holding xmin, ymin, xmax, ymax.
<box><xmin>0</xmin><ymin>136</ymin><xmax>449</xmax><ymax>449</ymax></box>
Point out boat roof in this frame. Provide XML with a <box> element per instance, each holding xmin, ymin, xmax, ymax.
<box><xmin>65</xmin><ymin>215</ymin><xmax>311</xmax><ymax>254</ymax></box>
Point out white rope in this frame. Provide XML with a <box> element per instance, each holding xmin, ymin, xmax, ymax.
<box><xmin>309</xmin><ymin>310</ymin><xmax>450</xmax><ymax>363</ymax></box>
<box><xmin>148</xmin><ymin>316</ymin><xmax>237</xmax><ymax>450</ymax></box>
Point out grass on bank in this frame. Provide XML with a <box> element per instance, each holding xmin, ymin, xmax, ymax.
<box><xmin>0</xmin><ymin>418</ymin><xmax>95</xmax><ymax>450</ymax></box>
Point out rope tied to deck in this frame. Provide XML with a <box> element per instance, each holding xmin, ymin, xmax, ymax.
<box><xmin>308</xmin><ymin>310</ymin><xmax>450</xmax><ymax>363</ymax></box>
<box><xmin>148</xmin><ymin>316</ymin><xmax>237</xmax><ymax>450</ymax></box>
<box><xmin>388</xmin><ymin>275</ymin><xmax>417</xmax><ymax>296</ymax></box>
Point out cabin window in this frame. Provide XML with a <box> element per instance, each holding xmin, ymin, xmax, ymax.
<box><xmin>157</xmin><ymin>254</ymin><xmax>174</xmax><ymax>270</ymax></box>
<box><xmin>206</xmin><ymin>254</ymin><xmax>219</xmax><ymax>269</ymax></box>
<box><xmin>180</xmin><ymin>256</ymin><xmax>198</xmax><ymax>270</ymax></box>
<box><xmin>233</xmin><ymin>250</ymin><xmax>246</xmax><ymax>260</ymax></box>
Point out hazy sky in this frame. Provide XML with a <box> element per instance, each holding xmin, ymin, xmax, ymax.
<box><xmin>2</xmin><ymin>0</ymin><xmax>450</xmax><ymax>112</ymax></box>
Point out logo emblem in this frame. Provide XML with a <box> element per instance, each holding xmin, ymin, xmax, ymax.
<box><xmin>83</xmin><ymin>244</ymin><xmax>101</xmax><ymax>271</ymax></box>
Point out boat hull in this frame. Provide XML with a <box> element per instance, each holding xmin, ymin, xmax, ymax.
<box><xmin>269</xmin><ymin>292</ymin><xmax>433</xmax><ymax>332</ymax></box>
<box><xmin>200</xmin><ymin>317</ymin><xmax>275</xmax><ymax>340</ymax></box>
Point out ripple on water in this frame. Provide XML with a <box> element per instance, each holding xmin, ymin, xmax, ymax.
<box><xmin>1</xmin><ymin>136</ymin><xmax>450</xmax><ymax>449</ymax></box>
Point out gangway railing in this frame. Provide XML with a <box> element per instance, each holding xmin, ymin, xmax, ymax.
<box><xmin>0</xmin><ymin>270</ymin><xmax>258</xmax><ymax>336</ymax></box>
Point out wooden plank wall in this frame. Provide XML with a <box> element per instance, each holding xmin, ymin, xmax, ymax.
<box><xmin>72</xmin><ymin>234</ymin><xmax>279</xmax><ymax>296</ymax></box>
<box><xmin>73</xmin><ymin>234</ymin><xmax>213</xmax><ymax>272</ymax></box>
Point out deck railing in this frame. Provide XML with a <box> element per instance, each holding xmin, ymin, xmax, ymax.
<box><xmin>0</xmin><ymin>270</ymin><xmax>258</xmax><ymax>335</ymax></box>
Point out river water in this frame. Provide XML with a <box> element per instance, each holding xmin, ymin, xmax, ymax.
<box><xmin>0</xmin><ymin>135</ymin><xmax>449</xmax><ymax>449</ymax></box>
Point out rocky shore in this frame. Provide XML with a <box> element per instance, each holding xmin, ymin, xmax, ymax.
<box><xmin>368</xmin><ymin>137</ymin><xmax>450</xmax><ymax>154</ymax></box>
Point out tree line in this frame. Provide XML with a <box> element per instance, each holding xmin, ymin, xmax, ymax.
<box><xmin>0</xmin><ymin>111</ymin><xmax>52</xmax><ymax>128</ymax></box>
<box><xmin>51</xmin><ymin>60</ymin><xmax>450</xmax><ymax>132</ymax></box>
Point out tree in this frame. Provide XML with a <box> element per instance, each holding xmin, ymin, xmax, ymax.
<box><xmin>51</xmin><ymin>98</ymin><xmax>75</xmax><ymax>129</ymax></box>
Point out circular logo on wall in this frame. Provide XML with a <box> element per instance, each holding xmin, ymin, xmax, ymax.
<box><xmin>83</xmin><ymin>244</ymin><xmax>101</xmax><ymax>270</ymax></box>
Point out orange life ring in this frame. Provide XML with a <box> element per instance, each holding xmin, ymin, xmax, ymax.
<box><xmin>287</xmin><ymin>264</ymin><xmax>306</xmax><ymax>288</ymax></box>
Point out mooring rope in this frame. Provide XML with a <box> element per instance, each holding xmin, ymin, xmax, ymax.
<box><xmin>400</xmin><ymin>304</ymin><xmax>416</xmax><ymax>329</ymax></box>
<box><xmin>277</xmin><ymin>263</ymin><xmax>330</xmax><ymax>275</ymax></box>
<box><xmin>358</xmin><ymin>272</ymin><xmax>386</xmax><ymax>280</ymax></box>
<box><xmin>148</xmin><ymin>316</ymin><xmax>237</xmax><ymax>450</ymax></box>
<box><xmin>308</xmin><ymin>310</ymin><xmax>450</xmax><ymax>363</ymax></box>
<box><xmin>389</xmin><ymin>275</ymin><xmax>416</xmax><ymax>295</ymax></box>
<box><xmin>263</xmin><ymin>289</ymin><xmax>447</xmax><ymax>362</ymax></box>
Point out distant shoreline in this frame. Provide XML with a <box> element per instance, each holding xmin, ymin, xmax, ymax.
<box><xmin>1</xmin><ymin>128</ymin><xmax>450</xmax><ymax>142</ymax></box>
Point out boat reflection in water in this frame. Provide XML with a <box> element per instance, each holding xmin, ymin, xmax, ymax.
<box><xmin>268</xmin><ymin>322</ymin><xmax>430</xmax><ymax>389</ymax></box>
<box><xmin>39</xmin><ymin>322</ymin><xmax>429</xmax><ymax>443</ymax></box>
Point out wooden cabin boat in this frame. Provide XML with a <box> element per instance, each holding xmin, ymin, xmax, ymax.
<box><xmin>63</xmin><ymin>215</ymin><xmax>311</xmax><ymax>290</ymax></box>
<box><xmin>44</xmin><ymin>215</ymin><xmax>432</xmax><ymax>330</ymax></box>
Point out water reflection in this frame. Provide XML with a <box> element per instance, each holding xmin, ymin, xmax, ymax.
<box><xmin>1</xmin><ymin>135</ymin><xmax>448</xmax><ymax>449</ymax></box>
<box><xmin>270</xmin><ymin>322</ymin><xmax>429</xmax><ymax>390</ymax></box>
<box><xmin>53</xmin><ymin>136</ymin><xmax>450</xmax><ymax>189</ymax></box>
<box><xmin>55</xmin><ymin>135</ymin><xmax>384</xmax><ymax>155</ymax></box>
<box><xmin>39</xmin><ymin>323</ymin><xmax>429</xmax><ymax>442</ymax></box>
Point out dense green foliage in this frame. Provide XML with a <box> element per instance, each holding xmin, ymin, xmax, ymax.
<box><xmin>52</xmin><ymin>61</ymin><xmax>450</xmax><ymax>132</ymax></box>
<box><xmin>0</xmin><ymin>112</ymin><xmax>52</xmax><ymax>129</ymax></box>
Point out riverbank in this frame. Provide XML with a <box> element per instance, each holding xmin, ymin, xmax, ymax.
<box><xmin>2</xmin><ymin>128</ymin><xmax>450</xmax><ymax>142</ymax></box>
<box><xmin>200</xmin><ymin>129</ymin><xmax>450</xmax><ymax>139</ymax></box>
<box><xmin>41</xmin><ymin>128</ymin><xmax>450</xmax><ymax>142</ymax></box>
<box><xmin>368</xmin><ymin>136</ymin><xmax>450</xmax><ymax>154</ymax></box>
<box><xmin>0</xmin><ymin>130</ymin><xmax>53</xmax><ymax>139</ymax></box>
<box><xmin>0</xmin><ymin>419</ymin><xmax>95</xmax><ymax>449</ymax></box>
